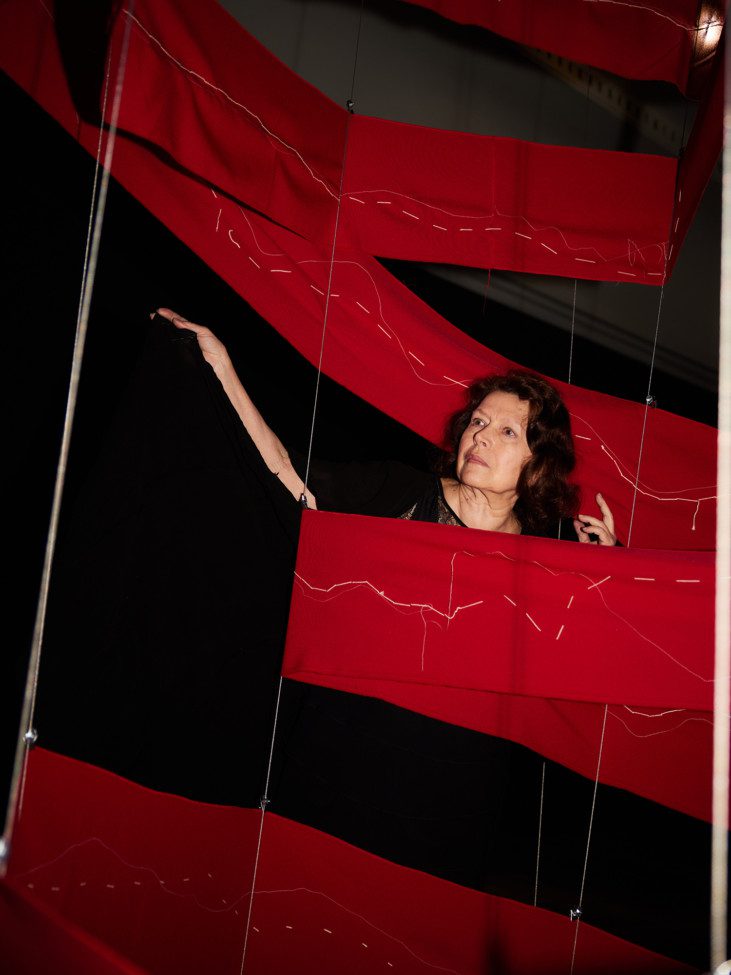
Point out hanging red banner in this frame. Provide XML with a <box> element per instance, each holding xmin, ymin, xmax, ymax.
<box><xmin>283</xmin><ymin>510</ymin><xmax>713</xmax><ymax>820</ymax></box>
<box><xmin>0</xmin><ymin>0</ymin><xmax>718</xmax><ymax>553</ymax></box>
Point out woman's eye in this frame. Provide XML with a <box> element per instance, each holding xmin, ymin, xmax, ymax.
<box><xmin>471</xmin><ymin>417</ymin><xmax>484</xmax><ymax>427</ymax></box>
<box><xmin>504</xmin><ymin>427</ymin><xmax>516</xmax><ymax>437</ymax></box>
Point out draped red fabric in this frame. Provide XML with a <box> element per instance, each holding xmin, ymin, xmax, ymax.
<box><xmin>0</xmin><ymin>878</ymin><xmax>146</xmax><ymax>975</ymax></box>
<box><xmin>340</xmin><ymin>116</ymin><xmax>676</xmax><ymax>283</ymax></box>
<box><xmin>675</xmin><ymin>38</ymin><xmax>725</xmax><ymax>256</ymax></box>
<box><xmin>2</xmin><ymin>0</ymin><xmax>692</xmax><ymax>283</ymax></box>
<box><xmin>5</xmin><ymin>749</ymin><xmax>701</xmax><ymax>975</ymax></box>
<box><xmin>0</xmin><ymin>0</ymin><xmax>719</xmax><ymax>552</ymax></box>
<box><xmin>107</xmin><ymin>0</ymin><xmax>680</xmax><ymax>283</ymax></box>
<box><xmin>282</xmin><ymin>510</ymin><xmax>713</xmax><ymax>821</ymax></box>
<box><xmin>112</xmin><ymin>0</ymin><xmax>346</xmax><ymax>249</ymax></box>
<box><xmin>403</xmin><ymin>0</ymin><xmax>708</xmax><ymax>92</ymax></box>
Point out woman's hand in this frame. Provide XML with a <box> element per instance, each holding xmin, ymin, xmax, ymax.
<box><xmin>155</xmin><ymin>308</ymin><xmax>232</xmax><ymax>379</ymax></box>
<box><xmin>573</xmin><ymin>493</ymin><xmax>617</xmax><ymax>546</ymax></box>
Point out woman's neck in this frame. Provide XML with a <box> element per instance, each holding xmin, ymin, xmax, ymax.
<box><xmin>441</xmin><ymin>478</ymin><xmax>521</xmax><ymax>534</ymax></box>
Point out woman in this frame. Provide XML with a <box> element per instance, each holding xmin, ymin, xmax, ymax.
<box><xmin>156</xmin><ymin>308</ymin><xmax>617</xmax><ymax>544</ymax></box>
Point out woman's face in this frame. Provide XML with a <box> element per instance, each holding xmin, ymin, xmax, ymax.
<box><xmin>455</xmin><ymin>391</ymin><xmax>532</xmax><ymax>498</ymax></box>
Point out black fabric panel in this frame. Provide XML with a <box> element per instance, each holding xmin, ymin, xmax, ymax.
<box><xmin>290</xmin><ymin>451</ymin><xmax>433</xmax><ymax>518</ymax></box>
<box><xmin>37</xmin><ymin>318</ymin><xmax>301</xmax><ymax>806</ymax></box>
<box><xmin>271</xmin><ymin>679</ymin><xmax>710</xmax><ymax>969</ymax></box>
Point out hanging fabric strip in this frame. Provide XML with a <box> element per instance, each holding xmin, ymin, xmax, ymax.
<box><xmin>282</xmin><ymin>508</ymin><xmax>712</xmax><ymax>820</ymax></box>
<box><xmin>2</xmin><ymin>0</ymin><xmax>717</xmax><ymax>285</ymax></box>
<box><xmin>339</xmin><ymin>115</ymin><xmax>676</xmax><ymax>284</ymax></box>
<box><xmin>401</xmin><ymin>0</ymin><xmax>707</xmax><ymax>92</ymax></box>
<box><xmin>0</xmin><ymin>0</ymin><xmax>718</xmax><ymax>552</ymax></box>
<box><xmin>3</xmin><ymin>748</ymin><xmax>705</xmax><ymax>974</ymax></box>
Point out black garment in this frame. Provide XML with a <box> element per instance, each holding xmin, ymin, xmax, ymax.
<box><xmin>301</xmin><ymin>455</ymin><xmax>581</xmax><ymax>540</ymax></box>
<box><xmin>39</xmin><ymin>318</ymin><xmax>301</xmax><ymax>806</ymax></box>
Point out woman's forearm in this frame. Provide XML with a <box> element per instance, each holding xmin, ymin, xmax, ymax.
<box><xmin>215</xmin><ymin>360</ymin><xmax>317</xmax><ymax>507</ymax></box>
<box><xmin>157</xmin><ymin>309</ymin><xmax>317</xmax><ymax>507</ymax></box>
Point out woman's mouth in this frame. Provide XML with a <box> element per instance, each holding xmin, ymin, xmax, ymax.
<box><xmin>466</xmin><ymin>454</ymin><xmax>488</xmax><ymax>467</ymax></box>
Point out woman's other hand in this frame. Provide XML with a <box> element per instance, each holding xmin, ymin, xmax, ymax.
<box><xmin>155</xmin><ymin>308</ymin><xmax>232</xmax><ymax>379</ymax></box>
<box><xmin>573</xmin><ymin>493</ymin><xmax>617</xmax><ymax>546</ymax></box>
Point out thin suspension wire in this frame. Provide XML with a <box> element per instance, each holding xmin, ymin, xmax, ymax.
<box><xmin>627</xmin><ymin>281</ymin><xmax>666</xmax><ymax>547</ymax></box>
<box><xmin>710</xmin><ymin>24</ymin><xmax>731</xmax><ymax>969</ymax></box>
<box><xmin>567</xmin><ymin>279</ymin><xmax>577</xmax><ymax>386</ymax></box>
<box><xmin>239</xmin><ymin>13</ymin><xmax>367</xmax><ymax>970</ymax></box>
<box><xmin>569</xmin><ymin>703</ymin><xmax>609</xmax><ymax>974</ymax></box>
<box><xmin>239</xmin><ymin>676</ymin><xmax>285</xmax><ymax>975</ymax></box>
<box><xmin>348</xmin><ymin>0</ymin><xmax>366</xmax><ymax>106</ymax></box>
<box><xmin>557</xmin><ymin>280</ymin><xmax>578</xmax><ymax>543</ymax></box>
<box><xmin>12</xmin><ymin>58</ymin><xmax>115</xmax><ymax>830</ymax></box>
<box><xmin>0</xmin><ymin>3</ymin><xmax>136</xmax><ymax>873</ymax></box>
<box><xmin>302</xmin><ymin>2</ymin><xmax>365</xmax><ymax>494</ymax></box>
<box><xmin>302</xmin><ymin>122</ymin><xmax>353</xmax><ymax>494</ymax></box>
<box><xmin>532</xmin><ymin>761</ymin><xmax>546</xmax><ymax>906</ymax></box>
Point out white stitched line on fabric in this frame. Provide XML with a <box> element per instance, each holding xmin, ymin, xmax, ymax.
<box><xmin>124</xmin><ymin>12</ymin><xmax>339</xmax><ymax>200</ymax></box>
<box><xmin>525</xmin><ymin>613</ymin><xmax>541</xmax><ymax>632</ymax></box>
<box><xmin>587</xmin><ymin>575</ymin><xmax>611</xmax><ymax>591</ymax></box>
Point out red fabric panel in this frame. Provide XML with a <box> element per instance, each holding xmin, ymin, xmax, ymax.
<box><xmin>0</xmin><ymin>878</ymin><xmax>147</xmax><ymax>975</ymax></box>
<box><xmin>111</xmin><ymin>0</ymin><xmax>346</xmax><ymax>249</ymax></box>
<box><xmin>673</xmin><ymin>41</ymin><xmax>724</xmax><ymax>271</ymax></box>
<box><xmin>340</xmin><ymin>115</ymin><xmax>677</xmax><ymax>283</ymax></box>
<box><xmin>109</xmin><ymin>0</ymin><xmax>678</xmax><ymax>283</ymax></box>
<box><xmin>4</xmin><ymin>0</ymin><xmax>678</xmax><ymax>286</ymax></box>
<box><xmin>0</xmin><ymin>0</ymin><xmax>718</xmax><ymax>551</ymax></box>
<box><xmin>282</xmin><ymin>510</ymin><xmax>712</xmax><ymax>819</ymax></box>
<box><xmin>403</xmin><ymin>0</ymin><xmax>703</xmax><ymax>91</ymax></box>
<box><xmin>8</xmin><ymin>749</ymin><xmax>700</xmax><ymax>975</ymax></box>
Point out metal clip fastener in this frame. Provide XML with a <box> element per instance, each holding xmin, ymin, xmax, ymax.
<box><xmin>259</xmin><ymin>796</ymin><xmax>271</xmax><ymax>812</ymax></box>
<box><xmin>299</xmin><ymin>493</ymin><xmax>309</xmax><ymax>509</ymax></box>
<box><xmin>570</xmin><ymin>907</ymin><xmax>582</xmax><ymax>921</ymax></box>
<box><xmin>645</xmin><ymin>394</ymin><xmax>657</xmax><ymax>408</ymax></box>
<box><xmin>24</xmin><ymin>728</ymin><xmax>38</xmax><ymax>749</ymax></box>
<box><xmin>346</xmin><ymin>98</ymin><xmax>355</xmax><ymax>113</ymax></box>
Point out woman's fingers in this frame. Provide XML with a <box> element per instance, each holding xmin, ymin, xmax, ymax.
<box><xmin>156</xmin><ymin>307</ymin><xmax>200</xmax><ymax>330</ymax></box>
<box><xmin>595</xmin><ymin>492</ymin><xmax>615</xmax><ymax>534</ymax></box>
<box><xmin>155</xmin><ymin>307</ymin><xmax>184</xmax><ymax>322</ymax></box>
<box><xmin>575</xmin><ymin>516</ymin><xmax>614</xmax><ymax>545</ymax></box>
<box><xmin>575</xmin><ymin>493</ymin><xmax>618</xmax><ymax>546</ymax></box>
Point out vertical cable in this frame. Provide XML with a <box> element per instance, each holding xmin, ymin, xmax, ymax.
<box><xmin>567</xmin><ymin>279</ymin><xmax>577</xmax><ymax>386</ymax></box>
<box><xmin>238</xmin><ymin>10</ymin><xmax>367</xmax><ymax>969</ymax></box>
<box><xmin>302</xmin><ymin>119</ymin><xmax>353</xmax><ymax>495</ymax></box>
<box><xmin>569</xmin><ymin>704</ymin><xmax>608</xmax><ymax>974</ymax></box>
<box><xmin>533</xmin><ymin>761</ymin><xmax>546</xmax><ymax>906</ymax></box>
<box><xmin>239</xmin><ymin>676</ymin><xmax>284</xmax><ymax>975</ymax></box>
<box><xmin>1</xmin><ymin>2</ymin><xmax>136</xmax><ymax>873</ymax></box>
<box><xmin>301</xmin><ymin>1</ymin><xmax>365</xmax><ymax>496</ymax></box>
<box><xmin>627</xmin><ymin>282</ymin><xmax>665</xmax><ymax>547</ymax></box>
<box><xmin>710</xmin><ymin>22</ymin><xmax>731</xmax><ymax>969</ymax></box>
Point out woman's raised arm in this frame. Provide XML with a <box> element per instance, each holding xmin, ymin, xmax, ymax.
<box><xmin>156</xmin><ymin>309</ymin><xmax>316</xmax><ymax>508</ymax></box>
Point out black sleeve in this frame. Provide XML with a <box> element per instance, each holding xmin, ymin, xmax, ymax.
<box><xmin>289</xmin><ymin>450</ymin><xmax>432</xmax><ymax>519</ymax></box>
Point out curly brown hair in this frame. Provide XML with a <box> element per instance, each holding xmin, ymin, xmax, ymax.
<box><xmin>435</xmin><ymin>371</ymin><xmax>579</xmax><ymax>532</ymax></box>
